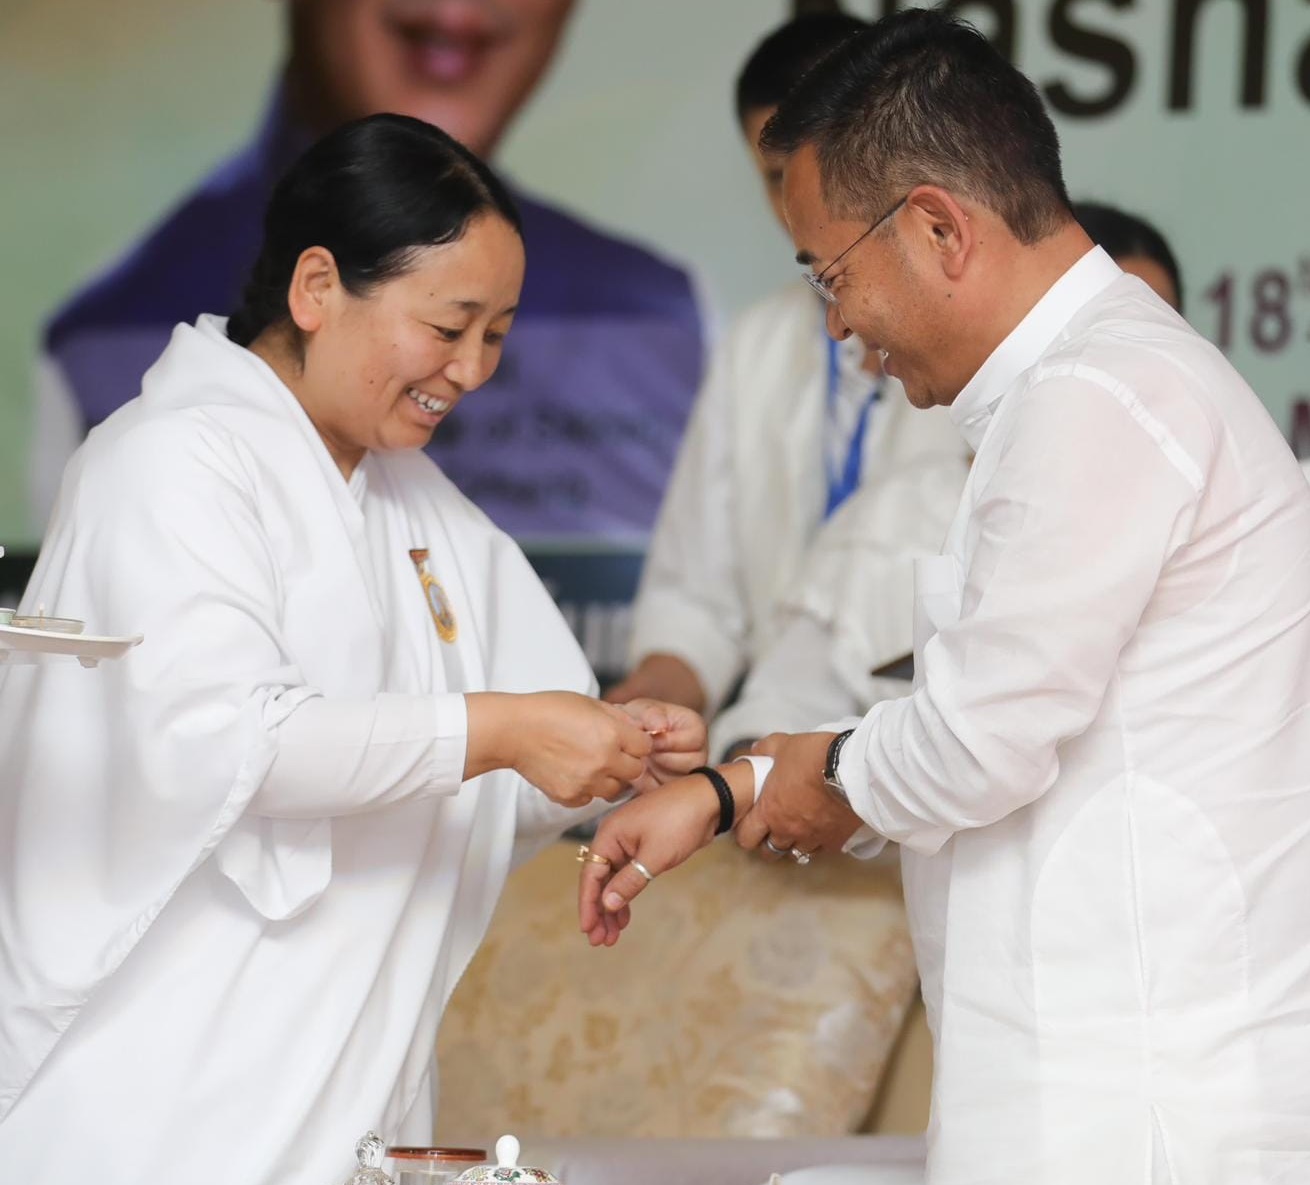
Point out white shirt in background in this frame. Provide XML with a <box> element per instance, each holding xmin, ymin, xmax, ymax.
<box><xmin>629</xmin><ymin>280</ymin><xmax>967</xmax><ymax>714</ymax></box>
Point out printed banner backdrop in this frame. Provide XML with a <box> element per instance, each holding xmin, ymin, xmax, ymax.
<box><xmin>2</xmin><ymin>0</ymin><xmax>1308</xmax><ymax>677</ymax></box>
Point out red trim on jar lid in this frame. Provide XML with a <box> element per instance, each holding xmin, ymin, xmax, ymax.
<box><xmin>387</xmin><ymin>1147</ymin><xmax>487</xmax><ymax>1162</ymax></box>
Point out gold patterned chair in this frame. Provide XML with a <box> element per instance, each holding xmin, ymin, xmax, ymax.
<box><xmin>436</xmin><ymin>838</ymin><xmax>928</xmax><ymax>1146</ymax></box>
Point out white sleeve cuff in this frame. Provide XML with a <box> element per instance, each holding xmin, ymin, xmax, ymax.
<box><xmin>732</xmin><ymin>754</ymin><xmax>773</xmax><ymax>803</ymax></box>
<box><xmin>838</xmin><ymin>707</ymin><xmax>951</xmax><ymax>857</ymax></box>
<box><xmin>430</xmin><ymin>691</ymin><xmax>470</xmax><ymax>792</ymax></box>
<box><xmin>842</xmin><ymin>824</ymin><xmax>887</xmax><ymax>859</ymax></box>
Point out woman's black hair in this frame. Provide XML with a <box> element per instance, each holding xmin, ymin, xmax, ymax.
<box><xmin>227</xmin><ymin>113</ymin><xmax>522</xmax><ymax>347</ymax></box>
<box><xmin>1073</xmin><ymin>201</ymin><xmax>1184</xmax><ymax>312</ymax></box>
<box><xmin>734</xmin><ymin>11</ymin><xmax>868</xmax><ymax>126</ymax></box>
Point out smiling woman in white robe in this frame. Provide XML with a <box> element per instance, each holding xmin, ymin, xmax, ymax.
<box><xmin>0</xmin><ymin>114</ymin><xmax>703</xmax><ymax>1185</ymax></box>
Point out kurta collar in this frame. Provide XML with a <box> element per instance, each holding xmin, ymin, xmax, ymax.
<box><xmin>192</xmin><ymin>315</ymin><xmax>367</xmax><ymax>521</ymax></box>
<box><xmin>949</xmin><ymin>246</ymin><xmax>1122</xmax><ymax>450</ymax></box>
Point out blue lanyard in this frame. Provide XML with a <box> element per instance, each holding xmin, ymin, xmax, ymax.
<box><xmin>823</xmin><ymin>336</ymin><xmax>879</xmax><ymax>519</ymax></box>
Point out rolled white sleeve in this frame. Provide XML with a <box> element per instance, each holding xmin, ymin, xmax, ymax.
<box><xmin>838</xmin><ymin>377</ymin><xmax>1202</xmax><ymax>855</ymax></box>
<box><xmin>250</xmin><ymin>692</ymin><xmax>469</xmax><ymax>818</ymax></box>
<box><xmin>628</xmin><ymin>345</ymin><xmax>750</xmax><ymax>712</ymax></box>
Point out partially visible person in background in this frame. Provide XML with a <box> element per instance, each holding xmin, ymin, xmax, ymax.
<box><xmin>30</xmin><ymin>0</ymin><xmax>705</xmax><ymax>542</ymax></box>
<box><xmin>1074</xmin><ymin>200</ymin><xmax>1184</xmax><ymax>312</ymax></box>
<box><xmin>706</xmin><ymin>451</ymin><xmax>966</xmax><ymax>760</ymax></box>
<box><xmin>606</xmin><ymin>11</ymin><xmax>968</xmax><ymax>718</ymax></box>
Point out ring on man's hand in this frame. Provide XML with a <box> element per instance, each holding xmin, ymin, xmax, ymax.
<box><xmin>790</xmin><ymin>848</ymin><xmax>812</xmax><ymax>866</ymax></box>
<box><xmin>576</xmin><ymin>844</ymin><xmax>612</xmax><ymax>866</ymax></box>
<box><xmin>631</xmin><ymin>859</ymin><xmax>656</xmax><ymax>882</ymax></box>
<box><xmin>764</xmin><ymin>837</ymin><xmax>790</xmax><ymax>856</ymax></box>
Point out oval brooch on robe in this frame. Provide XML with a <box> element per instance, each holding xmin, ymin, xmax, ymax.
<box><xmin>408</xmin><ymin>548</ymin><xmax>458</xmax><ymax>643</ymax></box>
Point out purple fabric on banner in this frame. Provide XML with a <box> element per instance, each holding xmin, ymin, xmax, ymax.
<box><xmin>42</xmin><ymin>96</ymin><xmax>705</xmax><ymax>541</ymax></box>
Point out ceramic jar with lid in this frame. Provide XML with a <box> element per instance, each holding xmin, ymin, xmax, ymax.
<box><xmin>452</xmin><ymin>1135</ymin><xmax>559</xmax><ymax>1184</ymax></box>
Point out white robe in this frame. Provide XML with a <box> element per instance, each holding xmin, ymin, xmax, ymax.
<box><xmin>0</xmin><ymin>317</ymin><xmax>599</xmax><ymax>1184</ymax></box>
<box><xmin>832</xmin><ymin>249</ymin><xmax>1310</xmax><ymax>1183</ymax></box>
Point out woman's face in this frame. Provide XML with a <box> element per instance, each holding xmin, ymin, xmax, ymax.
<box><xmin>288</xmin><ymin>213</ymin><xmax>524</xmax><ymax>473</ymax></box>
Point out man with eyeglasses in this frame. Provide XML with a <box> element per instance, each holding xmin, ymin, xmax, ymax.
<box><xmin>608</xmin><ymin>13</ymin><xmax>967</xmax><ymax>755</ymax></box>
<box><xmin>586</xmin><ymin>10</ymin><xmax>1310</xmax><ymax>1184</ymax></box>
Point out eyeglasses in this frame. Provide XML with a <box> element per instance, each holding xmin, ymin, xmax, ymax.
<box><xmin>803</xmin><ymin>194</ymin><xmax>908</xmax><ymax>304</ymax></box>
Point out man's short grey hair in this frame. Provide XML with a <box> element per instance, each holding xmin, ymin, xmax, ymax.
<box><xmin>762</xmin><ymin>8</ymin><xmax>1072</xmax><ymax>245</ymax></box>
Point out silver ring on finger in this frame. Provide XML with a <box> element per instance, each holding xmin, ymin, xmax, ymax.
<box><xmin>790</xmin><ymin>848</ymin><xmax>812</xmax><ymax>866</ymax></box>
<box><xmin>764</xmin><ymin>837</ymin><xmax>790</xmax><ymax>856</ymax></box>
<box><xmin>631</xmin><ymin>859</ymin><xmax>655</xmax><ymax>882</ymax></box>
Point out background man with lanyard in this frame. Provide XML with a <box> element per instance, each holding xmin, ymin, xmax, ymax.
<box><xmin>610</xmin><ymin>11</ymin><xmax>965</xmax><ymax>726</ymax></box>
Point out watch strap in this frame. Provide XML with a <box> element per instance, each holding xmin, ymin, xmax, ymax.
<box><xmin>823</xmin><ymin>728</ymin><xmax>857</xmax><ymax>799</ymax></box>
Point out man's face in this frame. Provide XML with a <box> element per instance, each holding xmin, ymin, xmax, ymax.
<box><xmin>781</xmin><ymin>145</ymin><xmax>948</xmax><ymax>409</ymax></box>
<box><xmin>291</xmin><ymin>0</ymin><xmax>576</xmax><ymax>157</ymax></box>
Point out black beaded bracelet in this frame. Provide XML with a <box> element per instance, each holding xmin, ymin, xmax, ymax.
<box><xmin>692</xmin><ymin>765</ymin><xmax>735</xmax><ymax>836</ymax></box>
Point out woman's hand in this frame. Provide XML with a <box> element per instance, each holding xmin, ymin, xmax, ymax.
<box><xmin>577</xmin><ymin>760</ymin><xmax>755</xmax><ymax>947</ymax></box>
<box><xmin>610</xmin><ymin>697</ymin><xmax>709</xmax><ymax>794</ymax></box>
<box><xmin>465</xmin><ymin>691</ymin><xmax>653</xmax><ymax>807</ymax></box>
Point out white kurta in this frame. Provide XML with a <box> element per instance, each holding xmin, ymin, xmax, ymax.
<box><xmin>629</xmin><ymin>280</ymin><xmax>966</xmax><ymax>712</ymax></box>
<box><xmin>832</xmin><ymin>248</ymin><xmax>1310</xmax><ymax>1183</ymax></box>
<box><xmin>0</xmin><ymin>317</ymin><xmax>599</xmax><ymax>1184</ymax></box>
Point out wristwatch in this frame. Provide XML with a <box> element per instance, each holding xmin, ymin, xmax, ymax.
<box><xmin>822</xmin><ymin>728</ymin><xmax>856</xmax><ymax>803</ymax></box>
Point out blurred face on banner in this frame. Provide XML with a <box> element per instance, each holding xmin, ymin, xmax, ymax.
<box><xmin>288</xmin><ymin>0</ymin><xmax>576</xmax><ymax>156</ymax></box>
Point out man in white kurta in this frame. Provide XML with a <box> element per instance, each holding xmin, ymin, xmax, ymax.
<box><xmin>0</xmin><ymin>316</ymin><xmax>623</xmax><ymax>1184</ymax></box>
<box><xmin>709</xmin><ymin>10</ymin><xmax>1310</xmax><ymax>1178</ymax></box>
<box><xmin>763</xmin><ymin>248</ymin><xmax>1310</xmax><ymax>1182</ymax></box>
